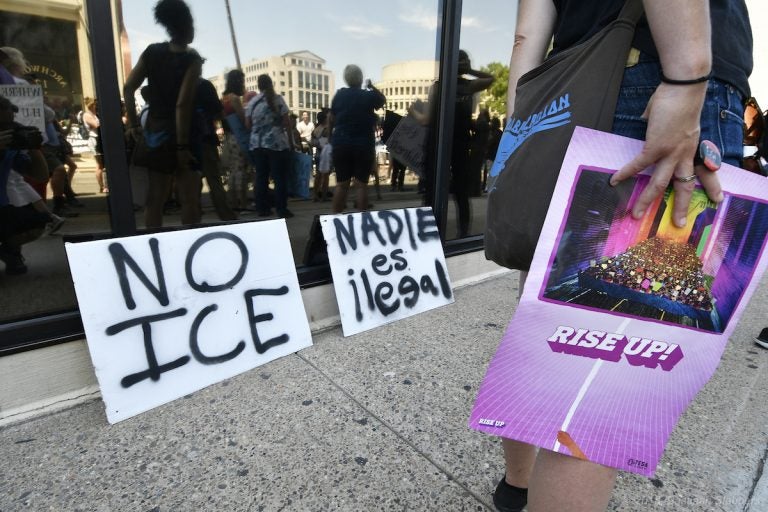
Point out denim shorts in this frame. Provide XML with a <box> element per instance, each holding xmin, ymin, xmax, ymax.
<box><xmin>612</xmin><ymin>54</ymin><xmax>745</xmax><ymax>167</ymax></box>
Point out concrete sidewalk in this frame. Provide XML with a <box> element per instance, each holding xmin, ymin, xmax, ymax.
<box><xmin>2</xmin><ymin>272</ymin><xmax>768</xmax><ymax>511</ymax></box>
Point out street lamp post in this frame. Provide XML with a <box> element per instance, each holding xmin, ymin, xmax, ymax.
<box><xmin>224</xmin><ymin>0</ymin><xmax>242</xmax><ymax>70</ymax></box>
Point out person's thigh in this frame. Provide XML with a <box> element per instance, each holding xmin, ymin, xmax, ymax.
<box><xmin>352</xmin><ymin>146</ymin><xmax>374</xmax><ymax>183</ymax></box>
<box><xmin>699</xmin><ymin>80</ymin><xmax>745</xmax><ymax>167</ymax></box>
<box><xmin>250</xmin><ymin>149</ymin><xmax>270</xmax><ymax>178</ymax></box>
<box><xmin>614</xmin><ymin>55</ymin><xmax>745</xmax><ymax>168</ymax></box>
<box><xmin>333</xmin><ymin>145</ymin><xmax>355</xmax><ymax>182</ymax></box>
<box><xmin>612</xmin><ymin>56</ymin><xmax>659</xmax><ymax>141</ymax></box>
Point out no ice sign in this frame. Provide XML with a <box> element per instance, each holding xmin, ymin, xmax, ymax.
<box><xmin>66</xmin><ymin>221</ymin><xmax>312</xmax><ymax>424</ymax></box>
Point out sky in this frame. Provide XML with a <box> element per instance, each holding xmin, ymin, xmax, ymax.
<box><xmin>122</xmin><ymin>1</ymin><xmax>765</xmax><ymax>101</ymax></box>
<box><xmin>121</xmin><ymin>0</ymin><xmax>518</xmax><ymax>83</ymax></box>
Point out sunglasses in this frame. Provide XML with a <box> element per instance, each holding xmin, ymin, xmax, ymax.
<box><xmin>743</xmin><ymin>97</ymin><xmax>767</xmax><ymax>177</ymax></box>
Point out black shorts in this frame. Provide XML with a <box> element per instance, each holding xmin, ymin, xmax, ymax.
<box><xmin>42</xmin><ymin>146</ymin><xmax>64</xmax><ymax>174</ymax></box>
<box><xmin>0</xmin><ymin>204</ymin><xmax>49</xmax><ymax>241</ymax></box>
<box><xmin>332</xmin><ymin>145</ymin><xmax>374</xmax><ymax>183</ymax></box>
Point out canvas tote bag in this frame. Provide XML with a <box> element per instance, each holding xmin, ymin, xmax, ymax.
<box><xmin>485</xmin><ymin>0</ymin><xmax>644</xmax><ymax>270</ymax></box>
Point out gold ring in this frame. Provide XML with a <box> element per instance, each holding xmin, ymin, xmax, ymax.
<box><xmin>674</xmin><ymin>174</ymin><xmax>697</xmax><ymax>183</ymax></box>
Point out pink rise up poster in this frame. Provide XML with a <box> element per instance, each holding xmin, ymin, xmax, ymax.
<box><xmin>469</xmin><ymin>127</ymin><xmax>768</xmax><ymax>476</ymax></box>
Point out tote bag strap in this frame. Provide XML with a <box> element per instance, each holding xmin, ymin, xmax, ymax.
<box><xmin>617</xmin><ymin>0</ymin><xmax>644</xmax><ymax>26</ymax></box>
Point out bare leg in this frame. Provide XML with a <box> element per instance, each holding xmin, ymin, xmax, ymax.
<box><xmin>354</xmin><ymin>179</ymin><xmax>369</xmax><ymax>210</ymax></box>
<box><xmin>332</xmin><ymin>179</ymin><xmax>350</xmax><ymax>213</ymax></box>
<box><xmin>528</xmin><ymin>449</ymin><xmax>617</xmax><ymax>512</ymax></box>
<box><xmin>145</xmin><ymin>172</ymin><xmax>173</xmax><ymax>228</ymax></box>
<box><xmin>313</xmin><ymin>172</ymin><xmax>323</xmax><ymax>201</ymax></box>
<box><xmin>501</xmin><ymin>438</ymin><xmax>537</xmax><ymax>487</ymax></box>
<box><xmin>177</xmin><ymin>169</ymin><xmax>202</xmax><ymax>225</ymax></box>
<box><xmin>320</xmin><ymin>174</ymin><xmax>329</xmax><ymax>200</ymax></box>
<box><xmin>95</xmin><ymin>155</ymin><xmax>107</xmax><ymax>193</ymax></box>
<box><xmin>500</xmin><ymin>270</ymin><xmax>535</xmax><ymax>484</ymax></box>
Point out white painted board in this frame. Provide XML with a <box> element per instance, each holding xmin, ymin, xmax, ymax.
<box><xmin>65</xmin><ymin>221</ymin><xmax>312</xmax><ymax>424</ymax></box>
<box><xmin>321</xmin><ymin>207</ymin><xmax>454</xmax><ymax>336</ymax></box>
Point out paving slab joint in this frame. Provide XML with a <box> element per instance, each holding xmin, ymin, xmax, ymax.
<box><xmin>744</xmin><ymin>442</ymin><xmax>768</xmax><ymax>511</ymax></box>
<box><xmin>294</xmin><ymin>351</ymin><xmax>493</xmax><ymax>509</ymax></box>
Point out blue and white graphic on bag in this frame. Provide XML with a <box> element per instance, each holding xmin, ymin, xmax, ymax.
<box><xmin>489</xmin><ymin>94</ymin><xmax>572</xmax><ymax>179</ymax></box>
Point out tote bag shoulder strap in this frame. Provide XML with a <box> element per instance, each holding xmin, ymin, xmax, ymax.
<box><xmin>617</xmin><ymin>0</ymin><xmax>644</xmax><ymax>25</ymax></box>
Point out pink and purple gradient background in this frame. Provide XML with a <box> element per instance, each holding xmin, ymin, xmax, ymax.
<box><xmin>469</xmin><ymin>128</ymin><xmax>768</xmax><ymax>476</ymax></box>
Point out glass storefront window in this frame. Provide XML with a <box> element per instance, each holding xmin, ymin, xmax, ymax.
<box><xmin>0</xmin><ymin>2</ymin><xmax>111</xmax><ymax>324</ymax></box>
<box><xmin>446</xmin><ymin>0</ymin><xmax>518</xmax><ymax>240</ymax></box>
<box><xmin>1</xmin><ymin>0</ymin><xmax>464</xmax><ymax>352</ymax></box>
<box><xmin>119</xmin><ymin>0</ymin><xmax>440</xmax><ymax>264</ymax></box>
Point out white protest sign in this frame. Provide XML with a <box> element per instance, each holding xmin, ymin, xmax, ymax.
<box><xmin>0</xmin><ymin>84</ymin><xmax>45</xmax><ymax>134</ymax></box>
<box><xmin>65</xmin><ymin>221</ymin><xmax>312</xmax><ymax>424</ymax></box>
<box><xmin>385</xmin><ymin>115</ymin><xmax>427</xmax><ymax>177</ymax></box>
<box><xmin>321</xmin><ymin>207</ymin><xmax>454</xmax><ymax>336</ymax></box>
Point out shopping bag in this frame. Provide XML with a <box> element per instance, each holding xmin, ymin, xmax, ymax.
<box><xmin>288</xmin><ymin>151</ymin><xmax>312</xmax><ymax>199</ymax></box>
<box><xmin>485</xmin><ymin>0</ymin><xmax>643</xmax><ymax>270</ymax></box>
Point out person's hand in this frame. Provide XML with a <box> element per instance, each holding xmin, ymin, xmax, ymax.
<box><xmin>0</xmin><ymin>129</ymin><xmax>12</xmax><ymax>151</ymax></box>
<box><xmin>609</xmin><ymin>83</ymin><xmax>721</xmax><ymax>228</ymax></box>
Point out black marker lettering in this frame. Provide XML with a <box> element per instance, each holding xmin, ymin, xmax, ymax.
<box><xmin>109</xmin><ymin>238</ymin><xmax>169</xmax><ymax>310</ymax></box>
<box><xmin>361</xmin><ymin>212</ymin><xmax>386</xmax><ymax>246</ymax></box>
<box><xmin>189</xmin><ymin>304</ymin><xmax>246</xmax><ymax>364</ymax></box>
<box><xmin>403</xmin><ymin>208</ymin><xmax>417</xmax><ymax>250</ymax></box>
<box><xmin>371</xmin><ymin>253</ymin><xmax>392</xmax><ymax>276</ymax></box>
<box><xmin>417</xmin><ymin>208</ymin><xmax>440</xmax><ymax>242</ymax></box>
<box><xmin>398</xmin><ymin>276</ymin><xmax>420</xmax><ymax>308</ymax></box>
<box><xmin>420</xmin><ymin>275</ymin><xmax>439</xmax><ymax>295</ymax></box>
<box><xmin>348</xmin><ymin>269</ymin><xmax>363</xmax><ymax>322</ymax></box>
<box><xmin>435</xmin><ymin>259</ymin><xmax>452</xmax><ymax>299</ymax></box>
<box><xmin>244</xmin><ymin>287</ymin><xmax>290</xmax><ymax>354</ymax></box>
<box><xmin>377</xmin><ymin>210</ymin><xmax>404</xmax><ymax>245</ymax></box>
<box><xmin>360</xmin><ymin>269</ymin><xmax>375</xmax><ymax>311</ymax></box>
<box><xmin>185</xmin><ymin>232</ymin><xmax>248</xmax><ymax>293</ymax></box>
<box><xmin>390</xmin><ymin>249</ymin><xmax>407</xmax><ymax>271</ymax></box>
<box><xmin>105</xmin><ymin>308</ymin><xmax>190</xmax><ymax>388</ymax></box>
<box><xmin>374</xmin><ymin>282</ymin><xmax>400</xmax><ymax>316</ymax></box>
<box><xmin>333</xmin><ymin>216</ymin><xmax>357</xmax><ymax>255</ymax></box>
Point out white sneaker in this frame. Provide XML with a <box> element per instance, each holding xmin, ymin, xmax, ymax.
<box><xmin>45</xmin><ymin>214</ymin><xmax>65</xmax><ymax>235</ymax></box>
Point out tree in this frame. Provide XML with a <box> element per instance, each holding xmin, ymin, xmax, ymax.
<box><xmin>479</xmin><ymin>62</ymin><xmax>509</xmax><ymax>118</ymax></box>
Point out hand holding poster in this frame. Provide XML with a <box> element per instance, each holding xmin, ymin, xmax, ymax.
<box><xmin>65</xmin><ymin>221</ymin><xmax>313</xmax><ymax>424</ymax></box>
<box><xmin>470</xmin><ymin>127</ymin><xmax>768</xmax><ymax>476</ymax></box>
<box><xmin>320</xmin><ymin>208</ymin><xmax>453</xmax><ymax>336</ymax></box>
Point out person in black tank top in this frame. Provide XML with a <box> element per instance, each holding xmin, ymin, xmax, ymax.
<box><xmin>123</xmin><ymin>0</ymin><xmax>203</xmax><ymax>228</ymax></box>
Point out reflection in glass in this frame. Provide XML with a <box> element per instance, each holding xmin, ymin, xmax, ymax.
<box><xmin>450</xmin><ymin>0</ymin><xmax>518</xmax><ymax>239</ymax></box>
<box><xmin>0</xmin><ymin>3</ymin><xmax>111</xmax><ymax>324</ymax></box>
<box><xmin>121</xmin><ymin>0</ymin><xmax>440</xmax><ymax>262</ymax></box>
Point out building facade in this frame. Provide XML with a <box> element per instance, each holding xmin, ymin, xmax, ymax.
<box><xmin>376</xmin><ymin>60</ymin><xmax>438</xmax><ymax>116</ymax></box>
<box><xmin>210</xmin><ymin>50</ymin><xmax>334</xmax><ymax>118</ymax></box>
